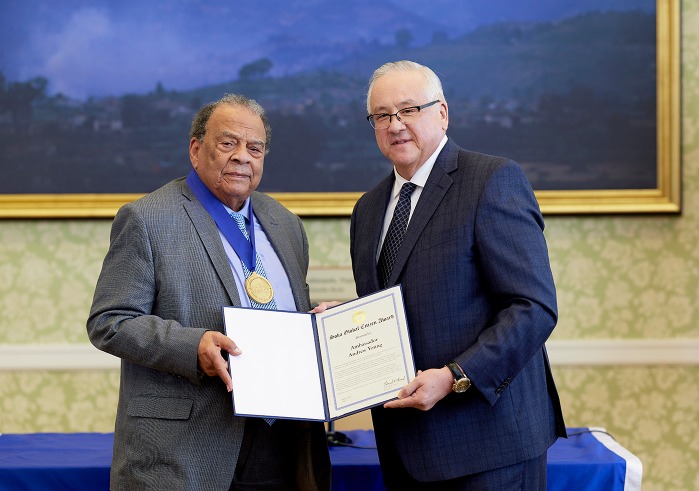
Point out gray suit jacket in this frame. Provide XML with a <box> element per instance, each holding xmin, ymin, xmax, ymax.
<box><xmin>88</xmin><ymin>177</ymin><xmax>313</xmax><ymax>490</ymax></box>
<box><xmin>351</xmin><ymin>140</ymin><xmax>566</xmax><ymax>482</ymax></box>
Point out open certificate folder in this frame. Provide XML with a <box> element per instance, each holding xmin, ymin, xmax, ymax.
<box><xmin>223</xmin><ymin>285</ymin><xmax>415</xmax><ymax>422</ymax></box>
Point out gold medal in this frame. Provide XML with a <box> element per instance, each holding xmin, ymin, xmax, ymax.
<box><xmin>245</xmin><ymin>272</ymin><xmax>274</xmax><ymax>305</ymax></box>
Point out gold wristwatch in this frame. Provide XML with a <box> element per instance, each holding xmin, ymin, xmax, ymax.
<box><xmin>446</xmin><ymin>361</ymin><xmax>471</xmax><ymax>393</ymax></box>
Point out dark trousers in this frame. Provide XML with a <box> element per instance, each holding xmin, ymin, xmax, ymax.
<box><xmin>229</xmin><ymin>418</ymin><xmax>330</xmax><ymax>491</ymax></box>
<box><xmin>382</xmin><ymin>452</ymin><xmax>548</xmax><ymax>491</ymax></box>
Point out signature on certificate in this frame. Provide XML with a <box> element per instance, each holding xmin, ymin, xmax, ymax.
<box><xmin>384</xmin><ymin>376</ymin><xmax>406</xmax><ymax>387</ymax></box>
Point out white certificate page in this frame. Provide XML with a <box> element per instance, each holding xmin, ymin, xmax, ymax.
<box><xmin>224</xmin><ymin>308</ymin><xmax>326</xmax><ymax>421</ymax></box>
<box><xmin>317</xmin><ymin>286</ymin><xmax>414</xmax><ymax>420</ymax></box>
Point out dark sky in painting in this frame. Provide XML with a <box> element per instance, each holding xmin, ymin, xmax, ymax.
<box><xmin>0</xmin><ymin>0</ymin><xmax>655</xmax><ymax>99</ymax></box>
<box><xmin>0</xmin><ymin>0</ymin><xmax>660</xmax><ymax>193</ymax></box>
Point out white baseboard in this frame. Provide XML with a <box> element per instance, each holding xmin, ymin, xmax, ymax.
<box><xmin>0</xmin><ymin>339</ymin><xmax>697</xmax><ymax>371</ymax></box>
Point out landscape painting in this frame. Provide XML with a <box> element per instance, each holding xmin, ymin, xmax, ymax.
<box><xmin>0</xmin><ymin>0</ymin><xmax>679</xmax><ymax>216</ymax></box>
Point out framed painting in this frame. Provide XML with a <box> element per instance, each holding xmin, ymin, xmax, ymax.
<box><xmin>0</xmin><ymin>0</ymin><xmax>680</xmax><ymax>217</ymax></box>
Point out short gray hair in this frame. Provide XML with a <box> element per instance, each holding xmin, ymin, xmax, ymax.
<box><xmin>366</xmin><ymin>60</ymin><xmax>445</xmax><ymax>114</ymax></box>
<box><xmin>190</xmin><ymin>93</ymin><xmax>272</xmax><ymax>154</ymax></box>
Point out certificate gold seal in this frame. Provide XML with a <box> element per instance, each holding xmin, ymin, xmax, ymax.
<box><xmin>245</xmin><ymin>272</ymin><xmax>274</xmax><ymax>304</ymax></box>
<box><xmin>352</xmin><ymin>311</ymin><xmax>366</xmax><ymax>325</ymax></box>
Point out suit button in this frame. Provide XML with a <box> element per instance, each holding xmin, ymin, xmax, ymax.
<box><xmin>496</xmin><ymin>378</ymin><xmax>512</xmax><ymax>395</ymax></box>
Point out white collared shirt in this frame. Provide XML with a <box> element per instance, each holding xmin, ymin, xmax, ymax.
<box><xmin>376</xmin><ymin>135</ymin><xmax>448</xmax><ymax>261</ymax></box>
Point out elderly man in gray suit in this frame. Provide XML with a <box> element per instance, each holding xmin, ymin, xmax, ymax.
<box><xmin>88</xmin><ymin>94</ymin><xmax>330</xmax><ymax>490</ymax></box>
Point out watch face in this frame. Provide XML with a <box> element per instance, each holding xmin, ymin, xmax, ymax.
<box><xmin>453</xmin><ymin>378</ymin><xmax>471</xmax><ymax>393</ymax></box>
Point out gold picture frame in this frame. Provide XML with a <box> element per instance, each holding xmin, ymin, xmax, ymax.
<box><xmin>0</xmin><ymin>1</ymin><xmax>680</xmax><ymax>218</ymax></box>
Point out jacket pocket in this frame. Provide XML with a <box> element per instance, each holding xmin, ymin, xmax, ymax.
<box><xmin>126</xmin><ymin>396</ymin><xmax>193</xmax><ymax>420</ymax></box>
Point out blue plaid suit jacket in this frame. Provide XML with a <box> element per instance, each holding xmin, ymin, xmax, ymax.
<box><xmin>350</xmin><ymin>139</ymin><xmax>566</xmax><ymax>482</ymax></box>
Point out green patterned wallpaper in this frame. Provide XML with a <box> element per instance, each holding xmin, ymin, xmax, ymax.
<box><xmin>2</xmin><ymin>3</ymin><xmax>699</xmax><ymax>489</ymax></box>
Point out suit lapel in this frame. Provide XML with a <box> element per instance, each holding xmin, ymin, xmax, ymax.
<box><xmin>251</xmin><ymin>193</ymin><xmax>307</xmax><ymax>310</ymax></box>
<box><xmin>180</xmin><ymin>181</ymin><xmax>242</xmax><ymax>306</ymax></box>
<box><xmin>387</xmin><ymin>141</ymin><xmax>458</xmax><ymax>287</ymax></box>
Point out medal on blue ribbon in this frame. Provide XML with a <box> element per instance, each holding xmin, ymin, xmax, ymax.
<box><xmin>186</xmin><ymin>170</ymin><xmax>274</xmax><ymax>304</ymax></box>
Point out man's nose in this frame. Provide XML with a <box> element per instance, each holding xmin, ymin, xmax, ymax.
<box><xmin>387</xmin><ymin>114</ymin><xmax>406</xmax><ymax>131</ymax></box>
<box><xmin>229</xmin><ymin>148</ymin><xmax>249</xmax><ymax>163</ymax></box>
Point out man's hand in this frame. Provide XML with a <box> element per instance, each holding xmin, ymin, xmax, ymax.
<box><xmin>197</xmin><ymin>331</ymin><xmax>241</xmax><ymax>392</ymax></box>
<box><xmin>383</xmin><ymin>367</ymin><xmax>454</xmax><ymax>411</ymax></box>
<box><xmin>310</xmin><ymin>301</ymin><xmax>341</xmax><ymax>314</ymax></box>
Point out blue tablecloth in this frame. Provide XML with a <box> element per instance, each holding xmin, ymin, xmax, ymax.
<box><xmin>0</xmin><ymin>428</ymin><xmax>641</xmax><ymax>490</ymax></box>
<box><xmin>329</xmin><ymin>428</ymin><xmax>642</xmax><ymax>491</ymax></box>
<box><xmin>0</xmin><ymin>432</ymin><xmax>112</xmax><ymax>490</ymax></box>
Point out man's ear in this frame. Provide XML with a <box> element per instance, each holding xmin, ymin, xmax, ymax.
<box><xmin>440</xmin><ymin>102</ymin><xmax>449</xmax><ymax>131</ymax></box>
<box><xmin>189</xmin><ymin>137</ymin><xmax>200</xmax><ymax>168</ymax></box>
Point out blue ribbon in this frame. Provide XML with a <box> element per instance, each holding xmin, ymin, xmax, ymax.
<box><xmin>185</xmin><ymin>170</ymin><xmax>258</xmax><ymax>273</ymax></box>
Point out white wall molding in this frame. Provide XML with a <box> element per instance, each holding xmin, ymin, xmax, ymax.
<box><xmin>0</xmin><ymin>339</ymin><xmax>698</xmax><ymax>371</ymax></box>
<box><xmin>0</xmin><ymin>344</ymin><xmax>120</xmax><ymax>371</ymax></box>
<box><xmin>546</xmin><ymin>339</ymin><xmax>699</xmax><ymax>366</ymax></box>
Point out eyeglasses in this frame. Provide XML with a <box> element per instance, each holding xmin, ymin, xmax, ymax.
<box><xmin>367</xmin><ymin>100</ymin><xmax>440</xmax><ymax>130</ymax></box>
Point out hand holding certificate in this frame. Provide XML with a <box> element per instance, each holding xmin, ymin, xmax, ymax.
<box><xmin>223</xmin><ymin>285</ymin><xmax>415</xmax><ymax>421</ymax></box>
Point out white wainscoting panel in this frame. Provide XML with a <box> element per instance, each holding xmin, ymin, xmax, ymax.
<box><xmin>0</xmin><ymin>339</ymin><xmax>697</xmax><ymax>371</ymax></box>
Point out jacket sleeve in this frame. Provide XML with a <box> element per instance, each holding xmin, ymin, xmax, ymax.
<box><xmin>86</xmin><ymin>202</ymin><xmax>207</xmax><ymax>384</ymax></box>
<box><xmin>456</xmin><ymin>161</ymin><xmax>558</xmax><ymax>406</ymax></box>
